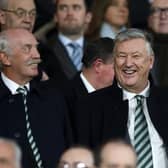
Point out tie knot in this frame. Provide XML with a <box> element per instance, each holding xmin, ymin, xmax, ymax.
<box><xmin>17</xmin><ymin>86</ymin><xmax>28</xmax><ymax>95</ymax></box>
<box><xmin>69</xmin><ymin>42</ymin><xmax>80</xmax><ymax>49</ymax></box>
<box><xmin>135</xmin><ymin>95</ymin><xmax>144</xmax><ymax>104</ymax></box>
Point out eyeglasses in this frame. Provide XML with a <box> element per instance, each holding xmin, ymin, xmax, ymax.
<box><xmin>150</xmin><ymin>7</ymin><xmax>168</xmax><ymax>17</ymax></box>
<box><xmin>58</xmin><ymin>162</ymin><xmax>89</xmax><ymax>168</ymax></box>
<box><xmin>2</xmin><ymin>8</ymin><xmax>36</xmax><ymax>19</ymax></box>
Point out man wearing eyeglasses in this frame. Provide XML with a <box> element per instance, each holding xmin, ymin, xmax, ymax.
<box><xmin>58</xmin><ymin>146</ymin><xmax>95</xmax><ymax>168</ymax></box>
<box><xmin>0</xmin><ymin>0</ymin><xmax>36</xmax><ymax>32</ymax></box>
<box><xmin>148</xmin><ymin>0</ymin><xmax>168</xmax><ymax>86</ymax></box>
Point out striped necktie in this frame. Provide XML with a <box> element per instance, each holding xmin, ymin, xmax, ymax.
<box><xmin>134</xmin><ymin>95</ymin><xmax>153</xmax><ymax>168</ymax></box>
<box><xmin>69</xmin><ymin>42</ymin><xmax>82</xmax><ymax>70</ymax></box>
<box><xmin>17</xmin><ymin>87</ymin><xmax>43</xmax><ymax>168</ymax></box>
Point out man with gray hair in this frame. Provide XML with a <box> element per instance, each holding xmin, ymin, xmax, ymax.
<box><xmin>0</xmin><ymin>0</ymin><xmax>36</xmax><ymax>32</ymax></box>
<box><xmin>74</xmin><ymin>28</ymin><xmax>168</xmax><ymax>168</ymax></box>
<box><xmin>0</xmin><ymin>137</ymin><xmax>22</xmax><ymax>168</ymax></box>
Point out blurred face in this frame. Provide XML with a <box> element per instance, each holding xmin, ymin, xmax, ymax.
<box><xmin>55</xmin><ymin>0</ymin><xmax>92</xmax><ymax>37</ymax></box>
<box><xmin>98</xmin><ymin>58</ymin><xmax>115</xmax><ymax>88</ymax></box>
<box><xmin>148</xmin><ymin>0</ymin><xmax>168</xmax><ymax>34</ymax></box>
<box><xmin>0</xmin><ymin>142</ymin><xmax>17</xmax><ymax>168</ymax></box>
<box><xmin>100</xmin><ymin>143</ymin><xmax>136</xmax><ymax>168</ymax></box>
<box><xmin>104</xmin><ymin>0</ymin><xmax>129</xmax><ymax>29</ymax></box>
<box><xmin>114</xmin><ymin>38</ymin><xmax>154</xmax><ymax>93</ymax></box>
<box><xmin>58</xmin><ymin>148</ymin><xmax>94</xmax><ymax>168</ymax></box>
<box><xmin>0</xmin><ymin>0</ymin><xmax>36</xmax><ymax>32</ymax></box>
<box><xmin>2</xmin><ymin>29</ymin><xmax>40</xmax><ymax>84</ymax></box>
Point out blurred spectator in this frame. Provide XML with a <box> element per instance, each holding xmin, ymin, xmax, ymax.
<box><xmin>148</xmin><ymin>0</ymin><xmax>168</xmax><ymax>86</ymax></box>
<box><xmin>39</xmin><ymin>0</ymin><xmax>93</xmax><ymax>87</ymax></box>
<box><xmin>95</xmin><ymin>139</ymin><xmax>137</xmax><ymax>168</ymax></box>
<box><xmin>0</xmin><ymin>0</ymin><xmax>36</xmax><ymax>32</ymax></box>
<box><xmin>0</xmin><ymin>138</ymin><xmax>22</xmax><ymax>168</ymax></box>
<box><xmin>86</xmin><ymin>0</ymin><xmax>129</xmax><ymax>40</ymax></box>
<box><xmin>57</xmin><ymin>146</ymin><xmax>95</xmax><ymax>168</ymax></box>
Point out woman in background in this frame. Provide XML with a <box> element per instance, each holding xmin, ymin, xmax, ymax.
<box><xmin>86</xmin><ymin>0</ymin><xmax>129</xmax><ymax>40</ymax></box>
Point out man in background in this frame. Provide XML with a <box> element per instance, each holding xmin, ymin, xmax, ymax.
<box><xmin>0</xmin><ymin>138</ymin><xmax>22</xmax><ymax>168</ymax></box>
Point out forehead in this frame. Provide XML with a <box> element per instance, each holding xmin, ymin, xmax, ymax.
<box><xmin>8</xmin><ymin>0</ymin><xmax>35</xmax><ymax>9</ymax></box>
<box><xmin>57</xmin><ymin>0</ymin><xmax>85</xmax><ymax>7</ymax></box>
<box><xmin>0</xmin><ymin>142</ymin><xmax>14</xmax><ymax>158</ymax></box>
<box><xmin>101</xmin><ymin>144</ymin><xmax>136</xmax><ymax>165</ymax></box>
<box><xmin>152</xmin><ymin>0</ymin><xmax>168</xmax><ymax>7</ymax></box>
<box><xmin>61</xmin><ymin>149</ymin><xmax>93</xmax><ymax>163</ymax></box>
<box><xmin>115</xmin><ymin>38</ymin><xmax>146</xmax><ymax>53</ymax></box>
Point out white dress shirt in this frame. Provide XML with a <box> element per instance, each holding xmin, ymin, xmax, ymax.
<box><xmin>100</xmin><ymin>22</ymin><xmax>126</xmax><ymax>39</ymax></box>
<box><xmin>1</xmin><ymin>72</ymin><xmax>30</xmax><ymax>94</ymax></box>
<box><xmin>80</xmin><ymin>72</ymin><xmax>95</xmax><ymax>93</ymax></box>
<box><xmin>122</xmin><ymin>82</ymin><xmax>168</xmax><ymax>168</ymax></box>
<box><xmin>58</xmin><ymin>33</ymin><xmax>84</xmax><ymax>70</ymax></box>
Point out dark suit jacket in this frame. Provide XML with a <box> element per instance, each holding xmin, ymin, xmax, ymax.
<box><xmin>39</xmin><ymin>33</ymin><xmax>87</xmax><ymax>87</ymax></box>
<box><xmin>0</xmin><ymin>78</ymin><xmax>72</xmax><ymax>168</ymax></box>
<box><xmin>74</xmin><ymin>81</ymin><xmax>168</xmax><ymax>149</ymax></box>
<box><xmin>62</xmin><ymin>73</ymin><xmax>88</xmax><ymax>139</ymax></box>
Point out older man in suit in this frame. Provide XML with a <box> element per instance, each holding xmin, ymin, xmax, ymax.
<box><xmin>74</xmin><ymin>28</ymin><xmax>168</xmax><ymax>168</ymax></box>
<box><xmin>0</xmin><ymin>29</ymin><xmax>72</xmax><ymax>168</ymax></box>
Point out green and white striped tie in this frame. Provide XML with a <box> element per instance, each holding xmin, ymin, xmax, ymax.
<box><xmin>17</xmin><ymin>87</ymin><xmax>43</xmax><ymax>168</ymax></box>
<box><xmin>134</xmin><ymin>95</ymin><xmax>153</xmax><ymax>168</ymax></box>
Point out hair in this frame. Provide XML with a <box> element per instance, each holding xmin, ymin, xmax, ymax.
<box><xmin>55</xmin><ymin>0</ymin><xmax>93</xmax><ymax>12</ymax></box>
<box><xmin>82</xmin><ymin>37</ymin><xmax>114</xmax><ymax>68</ymax></box>
<box><xmin>113</xmin><ymin>28</ymin><xmax>154</xmax><ymax>56</ymax></box>
<box><xmin>86</xmin><ymin>0</ymin><xmax>130</xmax><ymax>40</ymax></box>
<box><xmin>0</xmin><ymin>137</ymin><xmax>22</xmax><ymax>168</ymax></box>
<box><xmin>0</xmin><ymin>0</ymin><xmax>8</xmax><ymax>9</ymax></box>
<box><xmin>95</xmin><ymin>138</ymin><xmax>136</xmax><ymax>167</ymax></box>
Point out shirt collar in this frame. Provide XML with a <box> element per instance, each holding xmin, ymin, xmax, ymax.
<box><xmin>1</xmin><ymin>72</ymin><xmax>30</xmax><ymax>95</ymax></box>
<box><xmin>80</xmin><ymin>72</ymin><xmax>95</xmax><ymax>93</ymax></box>
<box><xmin>121</xmin><ymin>82</ymin><xmax>150</xmax><ymax>101</ymax></box>
<box><xmin>58</xmin><ymin>33</ymin><xmax>84</xmax><ymax>48</ymax></box>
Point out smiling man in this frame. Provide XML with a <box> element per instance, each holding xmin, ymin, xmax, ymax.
<box><xmin>74</xmin><ymin>28</ymin><xmax>168</xmax><ymax>168</ymax></box>
<box><xmin>0</xmin><ymin>28</ymin><xmax>72</xmax><ymax>168</ymax></box>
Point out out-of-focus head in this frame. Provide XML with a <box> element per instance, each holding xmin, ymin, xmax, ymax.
<box><xmin>0</xmin><ymin>0</ymin><xmax>36</xmax><ymax>32</ymax></box>
<box><xmin>54</xmin><ymin>0</ymin><xmax>92</xmax><ymax>39</ymax></box>
<box><xmin>148</xmin><ymin>0</ymin><xmax>168</xmax><ymax>34</ymax></box>
<box><xmin>96</xmin><ymin>139</ymin><xmax>137</xmax><ymax>168</ymax></box>
<box><xmin>82</xmin><ymin>37</ymin><xmax>115</xmax><ymax>89</ymax></box>
<box><xmin>0</xmin><ymin>28</ymin><xmax>40</xmax><ymax>85</ymax></box>
<box><xmin>0</xmin><ymin>138</ymin><xmax>22</xmax><ymax>168</ymax></box>
<box><xmin>113</xmin><ymin>28</ymin><xmax>154</xmax><ymax>93</ymax></box>
<box><xmin>103</xmin><ymin>0</ymin><xmax>129</xmax><ymax>29</ymax></box>
<box><xmin>58</xmin><ymin>146</ymin><xmax>95</xmax><ymax>168</ymax></box>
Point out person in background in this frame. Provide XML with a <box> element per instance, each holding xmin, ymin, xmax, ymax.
<box><xmin>86</xmin><ymin>0</ymin><xmax>129</xmax><ymax>40</ymax></box>
<box><xmin>148</xmin><ymin>0</ymin><xmax>168</xmax><ymax>86</ymax></box>
<box><xmin>0</xmin><ymin>0</ymin><xmax>36</xmax><ymax>32</ymax></box>
<box><xmin>39</xmin><ymin>0</ymin><xmax>93</xmax><ymax>87</ymax></box>
<box><xmin>95</xmin><ymin>139</ymin><xmax>137</xmax><ymax>168</ymax></box>
<box><xmin>0</xmin><ymin>138</ymin><xmax>22</xmax><ymax>168</ymax></box>
<box><xmin>57</xmin><ymin>146</ymin><xmax>95</xmax><ymax>168</ymax></box>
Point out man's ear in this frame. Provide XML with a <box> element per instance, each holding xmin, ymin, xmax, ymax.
<box><xmin>0</xmin><ymin>10</ymin><xmax>6</xmax><ymax>25</ymax></box>
<box><xmin>0</xmin><ymin>52</ymin><xmax>11</xmax><ymax>66</ymax></box>
<box><xmin>93</xmin><ymin>58</ymin><xmax>103</xmax><ymax>73</ymax></box>
<box><xmin>85</xmin><ymin>12</ymin><xmax>92</xmax><ymax>24</ymax></box>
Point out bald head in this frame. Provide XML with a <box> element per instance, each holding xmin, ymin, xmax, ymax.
<box><xmin>58</xmin><ymin>147</ymin><xmax>95</xmax><ymax>168</ymax></box>
<box><xmin>0</xmin><ymin>138</ymin><xmax>22</xmax><ymax>168</ymax></box>
<box><xmin>97</xmin><ymin>140</ymin><xmax>137</xmax><ymax>168</ymax></box>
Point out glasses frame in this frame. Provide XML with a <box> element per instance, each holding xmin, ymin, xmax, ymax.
<box><xmin>1</xmin><ymin>8</ymin><xmax>36</xmax><ymax>19</ymax></box>
<box><xmin>150</xmin><ymin>7</ymin><xmax>168</xmax><ymax>17</ymax></box>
